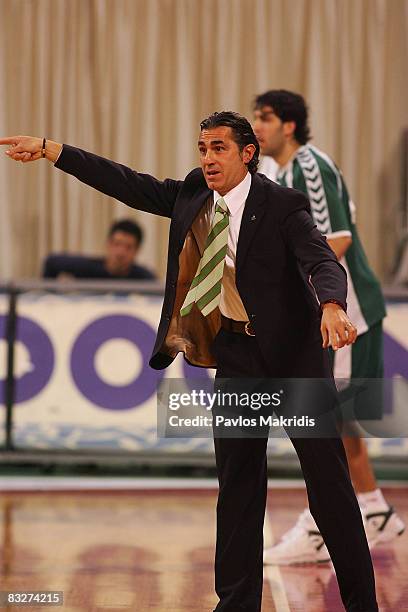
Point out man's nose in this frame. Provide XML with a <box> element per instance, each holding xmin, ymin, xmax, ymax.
<box><xmin>203</xmin><ymin>150</ymin><xmax>215</xmax><ymax>163</ymax></box>
<box><xmin>253</xmin><ymin>123</ymin><xmax>261</xmax><ymax>137</ymax></box>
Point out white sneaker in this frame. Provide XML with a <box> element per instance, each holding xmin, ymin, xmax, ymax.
<box><xmin>263</xmin><ymin>505</ymin><xmax>406</xmax><ymax>566</ymax></box>
<box><xmin>263</xmin><ymin>509</ymin><xmax>330</xmax><ymax>566</ymax></box>
<box><xmin>364</xmin><ymin>505</ymin><xmax>405</xmax><ymax>548</ymax></box>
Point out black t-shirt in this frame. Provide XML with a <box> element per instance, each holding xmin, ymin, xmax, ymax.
<box><xmin>43</xmin><ymin>254</ymin><xmax>156</xmax><ymax>280</ymax></box>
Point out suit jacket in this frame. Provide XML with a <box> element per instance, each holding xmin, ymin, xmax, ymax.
<box><xmin>55</xmin><ymin>145</ymin><xmax>347</xmax><ymax>376</ymax></box>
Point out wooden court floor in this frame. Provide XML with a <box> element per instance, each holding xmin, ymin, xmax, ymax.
<box><xmin>0</xmin><ymin>486</ymin><xmax>407</xmax><ymax>611</ymax></box>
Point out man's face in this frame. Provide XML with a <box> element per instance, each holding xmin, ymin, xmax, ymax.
<box><xmin>253</xmin><ymin>106</ymin><xmax>289</xmax><ymax>158</ymax></box>
<box><xmin>198</xmin><ymin>126</ymin><xmax>254</xmax><ymax>195</ymax></box>
<box><xmin>105</xmin><ymin>230</ymin><xmax>139</xmax><ymax>275</ymax></box>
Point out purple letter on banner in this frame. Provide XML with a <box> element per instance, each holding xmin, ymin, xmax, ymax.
<box><xmin>70</xmin><ymin>315</ymin><xmax>163</xmax><ymax>410</ymax></box>
<box><xmin>0</xmin><ymin>315</ymin><xmax>54</xmax><ymax>404</ymax></box>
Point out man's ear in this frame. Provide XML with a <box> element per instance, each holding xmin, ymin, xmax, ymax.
<box><xmin>242</xmin><ymin>143</ymin><xmax>256</xmax><ymax>164</ymax></box>
<box><xmin>283</xmin><ymin>120</ymin><xmax>296</xmax><ymax>139</ymax></box>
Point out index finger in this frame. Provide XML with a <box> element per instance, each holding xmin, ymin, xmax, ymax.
<box><xmin>0</xmin><ymin>137</ymin><xmax>19</xmax><ymax>145</ymax></box>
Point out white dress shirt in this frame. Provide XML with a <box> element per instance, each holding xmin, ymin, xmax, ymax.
<box><xmin>192</xmin><ymin>172</ymin><xmax>251</xmax><ymax>322</ymax></box>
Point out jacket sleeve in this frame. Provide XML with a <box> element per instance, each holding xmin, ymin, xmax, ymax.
<box><xmin>280</xmin><ymin>191</ymin><xmax>348</xmax><ymax>311</ymax></box>
<box><xmin>54</xmin><ymin>144</ymin><xmax>183</xmax><ymax>218</ymax></box>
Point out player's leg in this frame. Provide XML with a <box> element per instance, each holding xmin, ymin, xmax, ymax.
<box><xmin>338</xmin><ymin>324</ymin><xmax>405</xmax><ymax>546</ymax></box>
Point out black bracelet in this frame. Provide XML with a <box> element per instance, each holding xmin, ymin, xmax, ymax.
<box><xmin>42</xmin><ymin>137</ymin><xmax>46</xmax><ymax>158</ymax></box>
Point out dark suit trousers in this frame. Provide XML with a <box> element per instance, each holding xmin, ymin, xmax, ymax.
<box><xmin>212</xmin><ymin>328</ymin><xmax>378</xmax><ymax>612</ymax></box>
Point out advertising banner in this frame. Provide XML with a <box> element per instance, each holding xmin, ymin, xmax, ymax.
<box><xmin>0</xmin><ymin>292</ymin><xmax>407</xmax><ymax>459</ymax></box>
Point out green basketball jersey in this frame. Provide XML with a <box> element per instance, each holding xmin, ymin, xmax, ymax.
<box><xmin>261</xmin><ymin>145</ymin><xmax>386</xmax><ymax>333</ymax></box>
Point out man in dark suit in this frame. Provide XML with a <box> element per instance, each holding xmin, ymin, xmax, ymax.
<box><xmin>1</xmin><ymin>114</ymin><xmax>377</xmax><ymax>612</ymax></box>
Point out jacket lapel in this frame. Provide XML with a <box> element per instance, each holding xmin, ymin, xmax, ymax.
<box><xmin>182</xmin><ymin>191</ymin><xmax>211</xmax><ymax>234</ymax></box>
<box><xmin>236</xmin><ymin>174</ymin><xmax>266</xmax><ymax>272</ymax></box>
<box><xmin>178</xmin><ymin>185</ymin><xmax>212</xmax><ymax>250</ymax></box>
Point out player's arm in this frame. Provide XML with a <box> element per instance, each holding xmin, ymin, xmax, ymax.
<box><xmin>327</xmin><ymin>236</ymin><xmax>352</xmax><ymax>260</ymax></box>
<box><xmin>319</xmin><ymin>163</ymin><xmax>353</xmax><ymax>260</ymax></box>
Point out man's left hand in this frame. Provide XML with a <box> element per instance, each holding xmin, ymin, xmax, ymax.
<box><xmin>320</xmin><ymin>302</ymin><xmax>357</xmax><ymax>350</ymax></box>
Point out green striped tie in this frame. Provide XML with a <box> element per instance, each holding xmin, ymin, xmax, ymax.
<box><xmin>180</xmin><ymin>197</ymin><xmax>229</xmax><ymax>317</ymax></box>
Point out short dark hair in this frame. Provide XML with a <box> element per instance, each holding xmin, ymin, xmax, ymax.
<box><xmin>253</xmin><ymin>90</ymin><xmax>311</xmax><ymax>145</ymax></box>
<box><xmin>200</xmin><ymin>111</ymin><xmax>259</xmax><ymax>174</ymax></box>
<box><xmin>108</xmin><ymin>219</ymin><xmax>144</xmax><ymax>246</ymax></box>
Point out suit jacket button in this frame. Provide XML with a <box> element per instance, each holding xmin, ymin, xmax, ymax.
<box><xmin>250</xmin><ymin>314</ymin><xmax>256</xmax><ymax>320</ymax></box>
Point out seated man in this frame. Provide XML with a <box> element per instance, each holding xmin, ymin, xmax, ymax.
<box><xmin>43</xmin><ymin>219</ymin><xmax>156</xmax><ymax>280</ymax></box>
